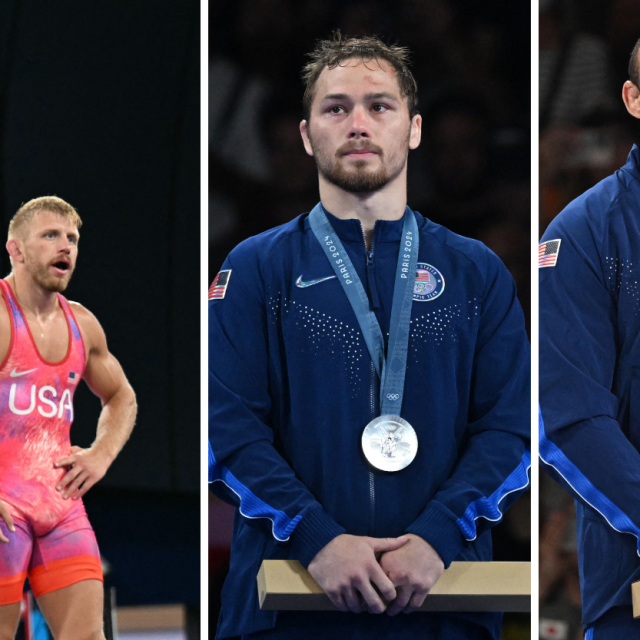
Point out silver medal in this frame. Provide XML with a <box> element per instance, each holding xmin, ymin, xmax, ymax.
<box><xmin>361</xmin><ymin>415</ymin><xmax>418</xmax><ymax>472</ymax></box>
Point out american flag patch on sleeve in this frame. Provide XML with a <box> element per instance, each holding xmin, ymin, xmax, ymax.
<box><xmin>539</xmin><ymin>239</ymin><xmax>561</xmax><ymax>268</ymax></box>
<box><xmin>67</xmin><ymin>372</ymin><xmax>78</xmax><ymax>386</ymax></box>
<box><xmin>209</xmin><ymin>270</ymin><xmax>232</xmax><ymax>300</ymax></box>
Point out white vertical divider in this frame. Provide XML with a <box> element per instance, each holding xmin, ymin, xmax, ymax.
<box><xmin>531</xmin><ymin>0</ymin><xmax>540</xmax><ymax>637</ymax></box>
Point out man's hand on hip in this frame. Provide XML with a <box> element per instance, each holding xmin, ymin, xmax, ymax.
<box><xmin>0</xmin><ymin>500</ymin><xmax>15</xmax><ymax>543</ymax></box>
<box><xmin>308</xmin><ymin>534</ymin><xmax>409</xmax><ymax>614</ymax></box>
<box><xmin>379</xmin><ymin>533</ymin><xmax>445</xmax><ymax>615</ymax></box>
<box><xmin>54</xmin><ymin>445</ymin><xmax>112</xmax><ymax>500</ymax></box>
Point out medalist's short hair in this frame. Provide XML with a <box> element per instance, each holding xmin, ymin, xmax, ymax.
<box><xmin>8</xmin><ymin>196</ymin><xmax>82</xmax><ymax>240</ymax></box>
<box><xmin>629</xmin><ymin>37</ymin><xmax>640</xmax><ymax>88</ymax></box>
<box><xmin>302</xmin><ymin>32</ymin><xmax>419</xmax><ymax>121</ymax></box>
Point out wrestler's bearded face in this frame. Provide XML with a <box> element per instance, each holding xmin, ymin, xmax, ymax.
<box><xmin>21</xmin><ymin>212</ymin><xmax>78</xmax><ymax>293</ymax></box>
<box><xmin>301</xmin><ymin>58</ymin><xmax>420</xmax><ymax>194</ymax></box>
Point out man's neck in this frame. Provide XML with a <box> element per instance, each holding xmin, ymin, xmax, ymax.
<box><xmin>318</xmin><ymin>174</ymin><xmax>407</xmax><ymax>250</ymax></box>
<box><xmin>6</xmin><ymin>272</ymin><xmax>59</xmax><ymax>318</ymax></box>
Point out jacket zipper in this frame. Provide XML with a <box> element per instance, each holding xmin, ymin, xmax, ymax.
<box><xmin>368</xmin><ymin>360</ymin><xmax>377</xmax><ymax>535</ymax></box>
<box><xmin>365</xmin><ymin>250</ymin><xmax>381</xmax><ymax>310</ymax></box>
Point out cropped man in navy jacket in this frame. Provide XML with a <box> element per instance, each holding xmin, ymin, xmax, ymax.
<box><xmin>540</xmin><ymin>38</ymin><xmax>640</xmax><ymax>639</ymax></box>
<box><xmin>210</xmin><ymin>34</ymin><xmax>530</xmax><ymax>640</ymax></box>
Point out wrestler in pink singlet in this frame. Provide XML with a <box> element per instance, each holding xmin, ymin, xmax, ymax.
<box><xmin>0</xmin><ymin>279</ymin><xmax>102</xmax><ymax>604</ymax></box>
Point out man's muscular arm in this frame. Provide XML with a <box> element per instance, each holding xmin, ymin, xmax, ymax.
<box><xmin>54</xmin><ymin>305</ymin><xmax>136</xmax><ymax>500</ymax></box>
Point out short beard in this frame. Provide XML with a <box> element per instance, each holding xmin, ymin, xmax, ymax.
<box><xmin>309</xmin><ymin>132</ymin><xmax>410</xmax><ymax>194</ymax></box>
<box><xmin>27</xmin><ymin>259</ymin><xmax>73</xmax><ymax>293</ymax></box>
<box><xmin>320</xmin><ymin>159</ymin><xmax>395</xmax><ymax>193</ymax></box>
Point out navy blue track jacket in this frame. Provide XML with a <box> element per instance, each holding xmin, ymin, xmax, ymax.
<box><xmin>209</xmin><ymin>207</ymin><xmax>531</xmax><ymax>638</ymax></box>
<box><xmin>540</xmin><ymin>145</ymin><xmax>640</xmax><ymax>628</ymax></box>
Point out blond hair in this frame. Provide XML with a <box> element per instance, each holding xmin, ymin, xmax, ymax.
<box><xmin>8</xmin><ymin>196</ymin><xmax>82</xmax><ymax>240</ymax></box>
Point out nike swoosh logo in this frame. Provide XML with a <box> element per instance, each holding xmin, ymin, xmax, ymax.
<box><xmin>10</xmin><ymin>368</ymin><xmax>37</xmax><ymax>377</ymax></box>
<box><xmin>296</xmin><ymin>275</ymin><xmax>337</xmax><ymax>288</ymax></box>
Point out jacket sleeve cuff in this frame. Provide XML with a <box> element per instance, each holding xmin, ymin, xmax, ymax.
<box><xmin>288</xmin><ymin>505</ymin><xmax>346</xmax><ymax>568</ymax></box>
<box><xmin>405</xmin><ymin>504</ymin><xmax>467</xmax><ymax>568</ymax></box>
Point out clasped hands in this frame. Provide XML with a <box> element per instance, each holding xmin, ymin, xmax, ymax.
<box><xmin>307</xmin><ymin>533</ymin><xmax>444</xmax><ymax>616</ymax></box>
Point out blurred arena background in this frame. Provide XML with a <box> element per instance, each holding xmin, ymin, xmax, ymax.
<box><xmin>0</xmin><ymin>1</ymin><xmax>200</xmax><ymax>638</ymax></box>
<box><xmin>539</xmin><ymin>1</ymin><xmax>640</xmax><ymax>639</ymax></box>
<box><xmin>209</xmin><ymin>1</ymin><xmax>531</xmax><ymax>638</ymax></box>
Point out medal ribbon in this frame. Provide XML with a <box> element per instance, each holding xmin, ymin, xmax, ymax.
<box><xmin>308</xmin><ymin>203</ymin><xmax>419</xmax><ymax>416</ymax></box>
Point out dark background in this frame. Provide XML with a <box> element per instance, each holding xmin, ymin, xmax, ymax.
<box><xmin>210</xmin><ymin>1</ymin><xmax>531</xmax><ymax>638</ymax></box>
<box><xmin>540</xmin><ymin>0</ymin><xmax>640</xmax><ymax>232</ymax></box>
<box><xmin>0</xmin><ymin>0</ymin><xmax>200</xmax><ymax>614</ymax></box>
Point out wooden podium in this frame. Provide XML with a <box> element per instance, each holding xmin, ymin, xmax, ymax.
<box><xmin>632</xmin><ymin>580</ymin><xmax>640</xmax><ymax>618</ymax></box>
<box><xmin>258</xmin><ymin>560</ymin><xmax>530</xmax><ymax>612</ymax></box>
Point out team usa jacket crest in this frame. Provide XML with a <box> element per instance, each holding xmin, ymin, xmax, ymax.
<box><xmin>540</xmin><ymin>145</ymin><xmax>640</xmax><ymax>628</ymax></box>
<box><xmin>209</xmin><ymin>208</ymin><xmax>531</xmax><ymax>638</ymax></box>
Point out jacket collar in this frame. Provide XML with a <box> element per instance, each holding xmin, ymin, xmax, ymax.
<box><xmin>305</xmin><ymin>202</ymin><xmax>420</xmax><ymax>244</ymax></box>
<box><xmin>623</xmin><ymin>144</ymin><xmax>640</xmax><ymax>182</ymax></box>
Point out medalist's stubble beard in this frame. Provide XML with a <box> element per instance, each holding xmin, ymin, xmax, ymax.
<box><xmin>307</xmin><ymin>125</ymin><xmax>412</xmax><ymax>194</ymax></box>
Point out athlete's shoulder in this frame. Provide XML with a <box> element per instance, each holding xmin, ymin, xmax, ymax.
<box><xmin>65</xmin><ymin>300</ymin><xmax>106</xmax><ymax>349</ymax></box>
<box><xmin>544</xmin><ymin>146</ymin><xmax>640</xmax><ymax>245</ymax></box>
<box><xmin>66</xmin><ymin>299</ymin><xmax>95</xmax><ymax>320</ymax></box>
<box><xmin>545</xmin><ymin>178</ymin><xmax>615</xmax><ymax>243</ymax></box>
<box><xmin>418</xmin><ymin>213</ymin><xmax>504</xmax><ymax>281</ymax></box>
<box><xmin>210</xmin><ymin>214</ymin><xmax>307</xmax><ymax>304</ymax></box>
<box><xmin>226</xmin><ymin>214</ymin><xmax>307</xmax><ymax>267</ymax></box>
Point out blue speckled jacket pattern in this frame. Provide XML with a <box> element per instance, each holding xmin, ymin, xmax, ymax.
<box><xmin>210</xmin><ymin>207</ymin><xmax>531</xmax><ymax>638</ymax></box>
<box><xmin>540</xmin><ymin>146</ymin><xmax>640</xmax><ymax>629</ymax></box>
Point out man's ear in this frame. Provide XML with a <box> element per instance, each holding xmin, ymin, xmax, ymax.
<box><xmin>6</xmin><ymin>238</ymin><xmax>24</xmax><ymax>264</ymax></box>
<box><xmin>622</xmin><ymin>81</ymin><xmax>640</xmax><ymax>119</ymax></box>
<box><xmin>409</xmin><ymin>113</ymin><xmax>422</xmax><ymax>150</ymax></box>
<box><xmin>300</xmin><ymin>120</ymin><xmax>314</xmax><ymax>157</ymax></box>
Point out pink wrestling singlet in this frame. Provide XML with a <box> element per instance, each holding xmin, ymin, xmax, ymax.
<box><xmin>0</xmin><ymin>278</ymin><xmax>86</xmax><ymax>534</ymax></box>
